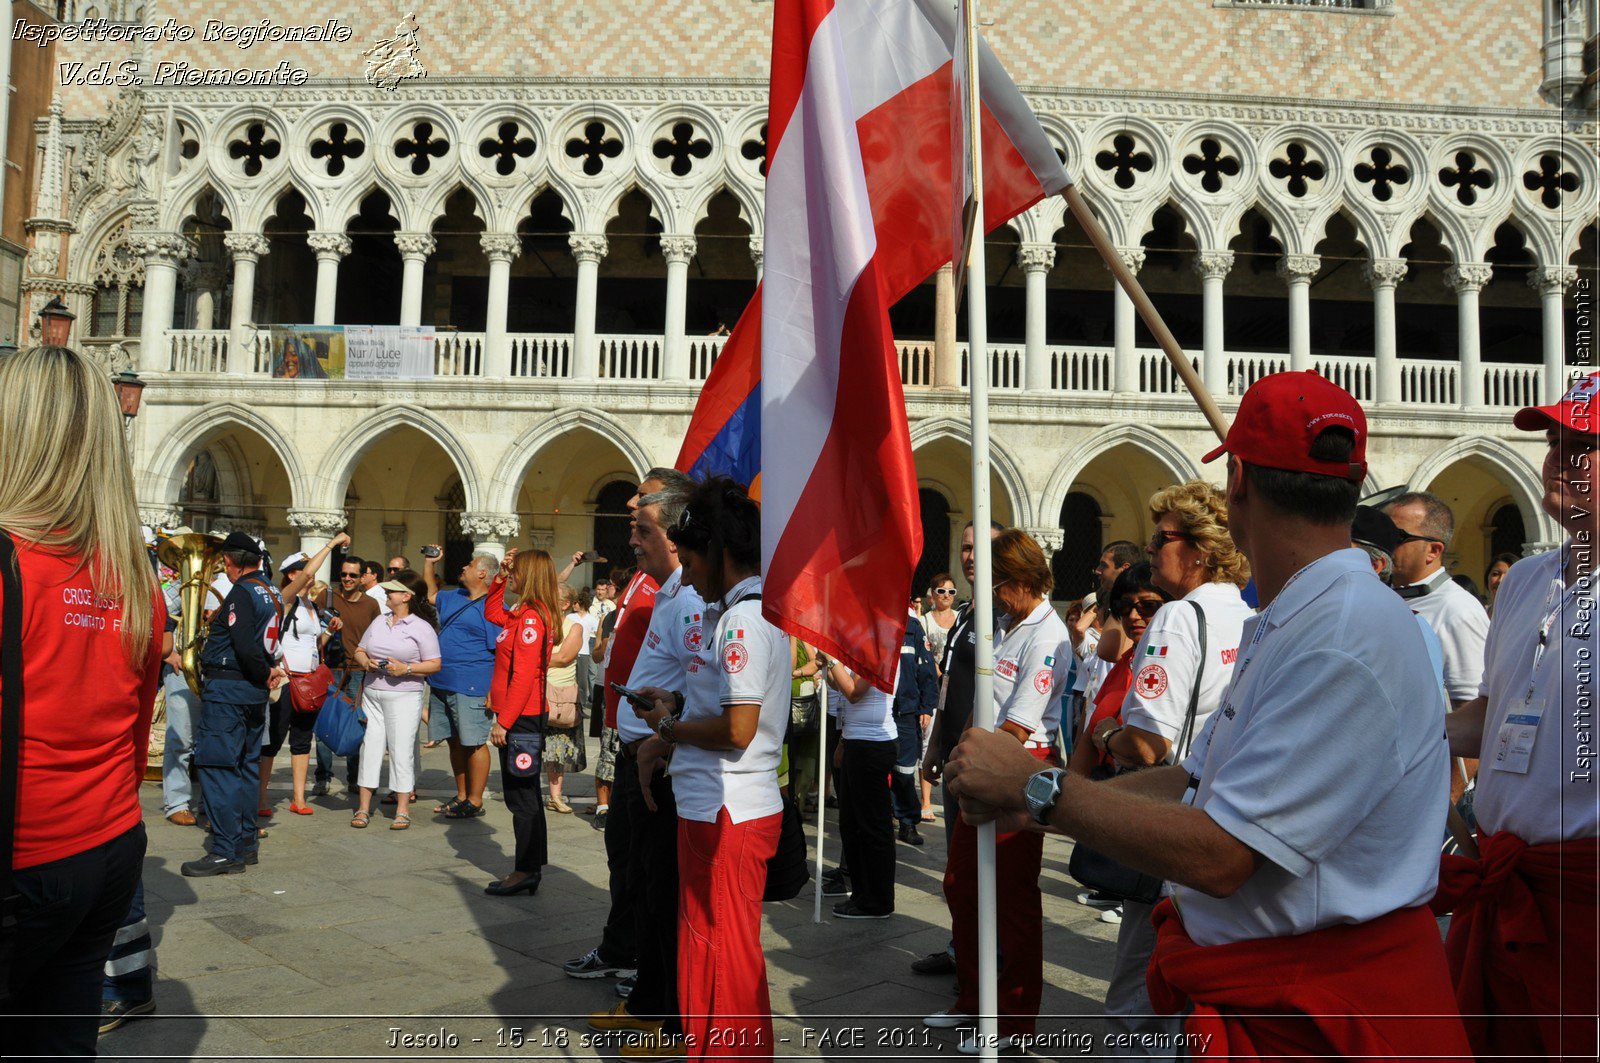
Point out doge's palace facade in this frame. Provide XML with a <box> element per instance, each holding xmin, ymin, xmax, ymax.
<box><xmin>16</xmin><ymin>0</ymin><xmax>1600</xmax><ymax>598</ymax></box>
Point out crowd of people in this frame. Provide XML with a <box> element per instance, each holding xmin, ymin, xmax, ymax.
<box><xmin>2</xmin><ymin>342</ymin><xmax>1595</xmax><ymax>1063</ymax></box>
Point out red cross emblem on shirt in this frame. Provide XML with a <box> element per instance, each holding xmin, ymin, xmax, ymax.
<box><xmin>1135</xmin><ymin>663</ymin><xmax>1168</xmax><ymax>699</ymax></box>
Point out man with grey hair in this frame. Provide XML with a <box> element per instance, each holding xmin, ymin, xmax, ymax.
<box><xmin>421</xmin><ymin>548</ymin><xmax>503</xmax><ymax>818</ymax></box>
<box><xmin>1383</xmin><ymin>491</ymin><xmax>1490</xmax><ymax>710</ymax></box>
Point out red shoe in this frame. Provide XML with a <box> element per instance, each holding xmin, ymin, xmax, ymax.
<box><xmin>257</xmin><ymin>807</ymin><xmax>273</xmax><ymax>818</ymax></box>
<box><xmin>289</xmin><ymin>803</ymin><xmax>314</xmax><ymax>816</ymax></box>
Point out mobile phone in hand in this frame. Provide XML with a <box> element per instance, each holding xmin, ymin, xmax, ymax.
<box><xmin>421</xmin><ymin>545</ymin><xmax>441</xmax><ymax>559</ymax></box>
<box><xmin>610</xmin><ymin>682</ymin><xmax>652</xmax><ymax>706</ymax></box>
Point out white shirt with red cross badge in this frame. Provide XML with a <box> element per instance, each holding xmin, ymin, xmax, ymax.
<box><xmin>993</xmin><ymin>600</ymin><xmax>1073</xmax><ymax>746</ymax></box>
<box><xmin>1122</xmin><ymin>581</ymin><xmax>1254</xmax><ymax>763</ymax></box>
<box><xmin>620</xmin><ymin>567</ymin><xmax>705</xmax><ymax>744</ymax></box>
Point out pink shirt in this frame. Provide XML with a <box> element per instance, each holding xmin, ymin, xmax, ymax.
<box><xmin>358</xmin><ymin>613</ymin><xmax>441</xmax><ymax>692</ymax></box>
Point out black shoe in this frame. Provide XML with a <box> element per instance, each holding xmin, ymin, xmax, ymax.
<box><xmin>615</xmin><ymin>973</ymin><xmax>637</xmax><ymax>999</ymax></box>
<box><xmin>98</xmin><ymin>997</ymin><xmax>155</xmax><ymax>1035</ymax></box>
<box><xmin>564</xmin><ymin>945</ymin><xmax>634</xmax><ymax>979</ymax></box>
<box><xmin>181</xmin><ymin>854</ymin><xmax>245</xmax><ymax>877</ymax></box>
<box><xmin>241</xmin><ymin>850</ymin><xmax>259</xmax><ymax>866</ymax></box>
<box><xmin>910</xmin><ymin>950</ymin><xmax>957</xmax><ymax>976</ymax></box>
<box><xmin>897</xmin><ymin>822</ymin><xmax>925</xmax><ymax>847</ymax></box>
<box><xmin>832</xmin><ymin>901</ymin><xmax>891</xmax><ymax>920</ymax></box>
<box><xmin>593</xmin><ymin>810</ymin><xmax>608</xmax><ymax>831</ymax></box>
<box><xmin>484</xmin><ymin>873</ymin><xmax>541</xmax><ymax>896</ymax></box>
<box><xmin>820</xmin><ymin>874</ymin><xmax>850</xmax><ymax>898</ymax></box>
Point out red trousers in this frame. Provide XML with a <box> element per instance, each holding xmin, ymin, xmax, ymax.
<box><xmin>1147</xmin><ymin>900</ymin><xmax>1472</xmax><ymax>1060</ymax></box>
<box><xmin>943</xmin><ymin>806</ymin><xmax>1046</xmax><ymax>1039</ymax></box>
<box><xmin>678</xmin><ymin>807</ymin><xmax>782</xmax><ymax>1061</ymax></box>
<box><xmin>1434</xmin><ymin>832</ymin><xmax>1599</xmax><ymax>1062</ymax></box>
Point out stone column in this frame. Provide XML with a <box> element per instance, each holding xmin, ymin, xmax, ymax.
<box><xmin>306</xmin><ymin>232</ymin><xmax>352</xmax><ymax>326</ymax></box>
<box><xmin>1446</xmin><ymin>263</ymin><xmax>1494</xmax><ymax>409</ymax></box>
<box><xmin>661</xmin><ymin>235</ymin><xmax>698</xmax><ymax>381</ymax></box>
<box><xmin>569</xmin><ymin>234</ymin><xmax>607</xmax><ymax>380</ymax></box>
<box><xmin>381</xmin><ymin>523</ymin><xmax>408</xmax><ymax>561</ymax></box>
<box><xmin>480</xmin><ymin>234</ymin><xmax>520</xmax><ymax>378</ymax></box>
<box><xmin>1531</xmin><ymin>266</ymin><xmax>1579</xmax><ymax>404</ymax></box>
<box><xmin>460</xmin><ymin>512</ymin><xmax>521</xmax><ymax>561</ymax></box>
<box><xmin>1277</xmin><ymin>254</ymin><xmax>1321</xmax><ymax>374</ymax></box>
<box><xmin>222</xmin><ymin>232</ymin><xmax>269</xmax><ymax>375</ymax></box>
<box><xmin>1023</xmin><ymin>526</ymin><xmax>1065</xmax><ymax>563</ymax></box>
<box><xmin>287</xmin><ymin>508</ymin><xmax>347</xmax><ymax>582</ymax></box>
<box><xmin>134</xmin><ymin>232</ymin><xmax>190</xmax><ymax>374</ymax></box>
<box><xmin>1194</xmin><ymin>251</ymin><xmax>1234</xmax><ymax>398</ymax></box>
<box><xmin>934</xmin><ymin>264</ymin><xmax>959</xmax><ymax>389</ymax></box>
<box><xmin>749</xmin><ymin>236</ymin><xmax>764</xmax><ymax>285</ymax></box>
<box><xmin>1111</xmin><ymin>247</ymin><xmax>1146</xmax><ymax>395</ymax></box>
<box><xmin>186</xmin><ymin>261</ymin><xmax>226</xmax><ymax>332</ymax></box>
<box><xmin>394</xmin><ymin>232</ymin><xmax>436</xmax><ymax>327</ymax></box>
<box><xmin>1018</xmin><ymin>243</ymin><xmax>1056</xmax><ymax>392</ymax></box>
<box><xmin>1365</xmin><ymin>258</ymin><xmax>1408</xmax><ymax>405</ymax></box>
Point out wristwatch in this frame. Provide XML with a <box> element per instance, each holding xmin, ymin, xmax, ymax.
<box><xmin>1023</xmin><ymin>768</ymin><xmax>1065</xmax><ymax>826</ymax></box>
<box><xmin>657</xmin><ymin>714</ymin><xmax>678</xmax><ymax>744</ymax></box>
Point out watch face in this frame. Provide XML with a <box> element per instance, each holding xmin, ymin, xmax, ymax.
<box><xmin>1025</xmin><ymin>770</ymin><xmax>1059</xmax><ymax>817</ymax></box>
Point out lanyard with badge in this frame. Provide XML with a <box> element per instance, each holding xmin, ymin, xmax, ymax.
<box><xmin>1490</xmin><ymin>570</ymin><xmax>1591</xmax><ymax>775</ymax></box>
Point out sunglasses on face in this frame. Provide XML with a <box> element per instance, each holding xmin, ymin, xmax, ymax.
<box><xmin>1148</xmin><ymin>531</ymin><xmax>1190</xmax><ymax>552</ymax></box>
<box><xmin>340</xmin><ymin>573</ymin><xmax>359</xmax><ymax>580</ymax></box>
<box><xmin>387</xmin><ymin>566</ymin><xmax>401</xmax><ymax>573</ymax></box>
<box><xmin>933</xmin><ymin>588</ymin><xmax>956</xmax><ymax>597</ymax></box>
<box><xmin>1395</xmin><ymin>533</ymin><xmax>1445</xmax><ymax>548</ymax></box>
<box><xmin>1117</xmin><ymin>599</ymin><xmax>1164</xmax><ymax>620</ymax></box>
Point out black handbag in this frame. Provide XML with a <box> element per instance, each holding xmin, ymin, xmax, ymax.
<box><xmin>1068</xmin><ymin>601</ymin><xmax>1207</xmax><ymax>906</ymax></box>
<box><xmin>763</xmin><ymin>792</ymin><xmax>810</xmax><ymax>901</ymax></box>
<box><xmin>0</xmin><ymin>532</ymin><xmax>24</xmax><ymax>1004</ymax></box>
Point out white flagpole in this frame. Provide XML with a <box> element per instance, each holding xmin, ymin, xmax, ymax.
<box><xmin>962</xmin><ymin>4</ymin><xmax>1000</xmax><ymax>1060</ymax></box>
<box><xmin>813</xmin><ymin>677</ymin><xmax>828</xmax><ymax>923</ymax></box>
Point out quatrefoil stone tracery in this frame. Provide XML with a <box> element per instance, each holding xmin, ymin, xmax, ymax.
<box><xmin>740</xmin><ymin>124</ymin><xmax>769</xmax><ymax>177</ymax></box>
<box><xmin>310</xmin><ymin>122</ymin><xmax>365</xmax><ymax>177</ymax></box>
<box><xmin>227</xmin><ymin>122</ymin><xmax>279</xmax><ymax>177</ymax></box>
<box><xmin>1268</xmin><ymin>142</ymin><xmax>1326</xmax><ymax>199</ymax></box>
<box><xmin>1181</xmin><ymin>138</ymin><xmax>1241</xmax><ymax>194</ymax></box>
<box><xmin>394</xmin><ymin>122</ymin><xmax>449</xmax><ymax>175</ymax></box>
<box><xmin>1523</xmin><ymin>155</ymin><xmax>1580</xmax><ymax>210</ymax></box>
<box><xmin>1353</xmin><ymin>146</ymin><xmax>1410</xmax><ymax>202</ymax></box>
<box><xmin>1438</xmin><ymin>151</ymin><xmax>1494</xmax><ymax>207</ymax></box>
<box><xmin>1094</xmin><ymin>133</ymin><xmax>1154</xmax><ymax>190</ymax></box>
<box><xmin>479</xmin><ymin>122</ymin><xmax>536</xmax><ymax>176</ymax></box>
<box><xmin>565</xmin><ymin>122</ymin><xmax>623</xmax><ymax>177</ymax></box>
<box><xmin>653</xmin><ymin>122</ymin><xmax>713</xmax><ymax>178</ymax></box>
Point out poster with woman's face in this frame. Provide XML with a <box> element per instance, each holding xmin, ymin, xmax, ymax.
<box><xmin>268</xmin><ymin>328</ymin><xmax>343</xmax><ymax>378</ymax></box>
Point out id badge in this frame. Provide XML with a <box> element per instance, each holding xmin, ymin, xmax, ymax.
<box><xmin>1489</xmin><ymin>713</ymin><xmax>1540</xmax><ymax>775</ymax></box>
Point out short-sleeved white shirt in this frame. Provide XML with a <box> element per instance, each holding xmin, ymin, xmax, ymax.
<box><xmin>1122</xmin><ymin>582</ymin><xmax>1253</xmax><ymax>763</ymax></box>
<box><xmin>620</xmin><ymin>568</ymin><xmax>705</xmax><ymax>743</ymax></box>
<box><xmin>669</xmin><ymin>577</ymin><xmax>788</xmax><ymax>825</ymax></box>
<box><xmin>1405</xmin><ymin>569</ymin><xmax>1490</xmax><ymax>703</ymax></box>
<box><xmin>838</xmin><ymin>663</ymin><xmax>898</xmax><ymax>741</ymax></box>
<box><xmin>1473</xmin><ymin>543</ymin><xmax>1598</xmax><ymax>844</ymax></box>
<box><xmin>280</xmin><ymin>597</ymin><xmax>324</xmax><ymax>673</ymax></box>
<box><xmin>1176</xmin><ymin>549</ymin><xmax>1450</xmax><ymax>947</ymax></box>
<box><xmin>993</xmin><ymin>601</ymin><xmax>1073</xmax><ymax>743</ymax></box>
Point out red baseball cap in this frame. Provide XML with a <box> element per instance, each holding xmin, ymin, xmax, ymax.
<box><xmin>1513</xmin><ymin>372</ymin><xmax>1600</xmax><ymax>434</ymax></box>
<box><xmin>1202</xmin><ymin>370</ymin><xmax>1367</xmax><ymax>482</ymax></box>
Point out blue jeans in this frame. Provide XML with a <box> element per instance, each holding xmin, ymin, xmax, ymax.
<box><xmin>315</xmin><ymin>669</ymin><xmax>365</xmax><ymax>786</ymax></box>
<box><xmin>101</xmin><ymin>875</ymin><xmax>153</xmax><ymax>1003</ymax></box>
<box><xmin>161</xmin><ymin>673</ymin><xmax>200</xmax><ymax>817</ymax></box>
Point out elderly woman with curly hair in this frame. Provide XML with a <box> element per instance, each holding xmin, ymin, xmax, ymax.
<box><xmin>1087</xmin><ymin>480</ymin><xmax>1254</xmax><ymax>1058</ymax></box>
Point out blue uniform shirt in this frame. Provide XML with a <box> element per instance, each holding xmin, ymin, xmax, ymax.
<box><xmin>432</xmin><ymin>588</ymin><xmax>500</xmax><ymax>697</ymax></box>
<box><xmin>199</xmin><ymin>569</ymin><xmax>281</xmax><ymax>704</ymax></box>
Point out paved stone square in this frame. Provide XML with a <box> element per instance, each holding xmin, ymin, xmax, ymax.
<box><xmin>103</xmin><ymin>740</ymin><xmax>1120</xmax><ymax>1061</ymax></box>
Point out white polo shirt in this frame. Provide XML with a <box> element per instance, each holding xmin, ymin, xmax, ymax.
<box><xmin>1473</xmin><ymin>543</ymin><xmax>1598</xmax><ymax>845</ymax></box>
<box><xmin>669</xmin><ymin>577</ymin><xmax>788</xmax><ymax>825</ymax></box>
<box><xmin>1122</xmin><ymin>582</ymin><xmax>1253</xmax><ymax>764</ymax></box>
<box><xmin>993</xmin><ymin>601</ymin><xmax>1073</xmax><ymax>744</ymax></box>
<box><xmin>619</xmin><ymin>568</ymin><xmax>705</xmax><ymax>744</ymax></box>
<box><xmin>1404</xmin><ymin>568</ymin><xmax>1490</xmax><ymax>703</ymax></box>
<box><xmin>1176</xmin><ymin>549</ymin><xmax>1450</xmax><ymax>947</ymax></box>
<box><xmin>837</xmin><ymin>663</ymin><xmax>898</xmax><ymax>741</ymax></box>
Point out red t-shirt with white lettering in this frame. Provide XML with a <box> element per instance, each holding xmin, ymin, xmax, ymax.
<box><xmin>5</xmin><ymin>539</ymin><xmax>165</xmax><ymax>869</ymax></box>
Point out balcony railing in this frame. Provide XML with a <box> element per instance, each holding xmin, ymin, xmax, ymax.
<box><xmin>162</xmin><ymin>328</ymin><xmax>1566</xmax><ymax>411</ymax></box>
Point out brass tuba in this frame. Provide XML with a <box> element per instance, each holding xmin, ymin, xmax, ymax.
<box><xmin>156</xmin><ymin>530</ymin><xmax>225</xmax><ymax>696</ymax></box>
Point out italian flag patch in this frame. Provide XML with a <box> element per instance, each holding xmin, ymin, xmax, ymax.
<box><xmin>1146</xmin><ymin>645</ymin><xmax>1168</xmax><ymax>657</ymax></box>
<box><xmin>727</xmin><ymin>629</ymin><xmax>745</xmax><ymax>640</ymax></box>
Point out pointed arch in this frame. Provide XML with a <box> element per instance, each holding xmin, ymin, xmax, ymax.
<box><xmin>415</xmin><ymin>176</ymin><xmax>492</xmax><ymax>233</ymax></box>
<box><xmin>1407</xmin><ymin>435</ymin><xmax>1557</xmax><ymax>546</ymax></box>
<box><xmin>315</xmin><ymin>405</ymin><xmax>483</xmax><ymax>512</ymax></box>
<box><xmin>489</xmin><ymin>408</ymin><xmax>654</xmax><ymax>514</ymax></box>
<box><xmin>328</xmin><ymin>173</ymin><xmax>409</xmax><ymax>233</ymax></box>
<box><xmin>141</xmin><ymin>402</ymin><xmax>309</xmax><ymax>510</ymax></box>
<box><xmin>1040</xmin><ymin>423</ymin><xmax>1201</xmax><ymax>530</ymax></box>
<box><xmin>907</xmin><ymin>417</ymin><xmax>1034</xmax><ymax>528</ymax></box>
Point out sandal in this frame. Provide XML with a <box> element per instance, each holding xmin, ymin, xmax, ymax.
<box><xmin>445</xmin><ymin>801</ymin><xmax>484</xmax><ymax>819</ymax></box>
<box><xmin>350</xmin><ymin>810</ymin><xmax>371</xmax><ymax>829</ymax></box>
<box><xmin>434</xmin><ymin>797</ymin><xmax>465</xmax><ymax>815</ymax></box>
<box><xmin>920</xmin><ymin>808</ymin><xmax>937</xmax><ymax>822</ymax></box>
<box><xmin>390</xmin><ymin>813</ymin><xmax>411</xmax><ymax>831</ymax></box>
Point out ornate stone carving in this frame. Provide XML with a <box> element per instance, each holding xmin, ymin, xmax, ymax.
<box><xmin>1363</xmin><ymin>257</ymin><xmax>1409</xmax><ymax>289</ymax></box>
<box><xmin>1023</xmin><ymin>527</ymin><xmax>1065</xmax><ymax>556</ymax></box>
<box><xmin>660</xmin><ymin>236</ymin><xmax>698</xmax><ymax>265</ymax></box>
<box><xmin>460</xmin><ymin>512</ymin><xmax>521</xmax><ymax>542</ymax></box>
<box><xmin>1444</xmin><ymin>263</ymin><xmax>1494</xmax><ymax>293</ymax></box>
<box><xmin>224</xmin><ymin>518</ymin><xmax>268</xmax><ymax>541</ymax></box>
<box><xmin>1109</xmin><ymin>247</ymin><xmax>1146</xmax><ymax>274</ymax></box>
<box><xmin>1528</xmin><ymin>265</ymin><xmax>1579</xmax><ymax>296</ymax></box>
<box><xmin>306</xmin><ymin>232</ymin><xmax>354</xmax><ymax>260</ymax></box>
<box><xmin>222</xmin><ymin>232</ymin><xmax>270</xmax><ymax>261</ymax></box>
<box><xmin>287</xmin><ymin>509</ymin><xmax>348</xmax><ymax>537</ymax></box>
<box><xmin>1017</xmin><ymin>243</ymin><xmax>1057</xmax><ymax>273</ymax></box>
<box><xmin>1276</xmin><ymin>254</ymin><xmax>1321</xmax><ymax>283</ymax></box>
<box><xmin>1192</xmin><ymin>251</ymin><xmax>1235</xmax><ymax>281</ymax></box>
<box><xmin>479</xmin><ymin>233</ymin><xmax>521</xmax><ymax>262</ymax></box>
<box><xmin>138</xmin><ymin>504</ymin><xmax>184</xmax><ymax>530</ymax></box>
<box><xmin>393</xmin><ymin>232</ymin><xmax>437</xmax><ymax>260</ymax></box>
<box><xmin>130</xmin><ymin>231</ymin><xmax>192</xmax><ymax>265</ymax></box>
<box><xmin>748</xmin><ymin>235</ymin><xmax>764</xmax><ymax>272</ymax></box>
<box><xmin>381</xmin><ymin>523</ymin><xmax>408</xmax><ymax>559</ymax></box>
<box><xmin>568</xmin><ymin>233</ymin><xmax>609</xmax><ymax>263</ymax></box>
<box><xmin>527</xmin><ymin>528</ymin><xmax>556</xmax><ymax>551</ymax></box>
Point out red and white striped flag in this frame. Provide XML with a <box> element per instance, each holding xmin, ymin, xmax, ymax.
<box><xmin>752</xmin><ymin>0</ymin><xmax>1070</xmax><ymax>691</ymax></box>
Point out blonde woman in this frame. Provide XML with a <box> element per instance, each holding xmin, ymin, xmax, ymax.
<box><xmin>0</xmin><ymin>346</ymin><xmax>164</xmax><ymax>1055</ymax></box>
<box><xmin>543</xmin><ymin>582</ymin><xmax>588</xmax><ymax>813</ymax></box>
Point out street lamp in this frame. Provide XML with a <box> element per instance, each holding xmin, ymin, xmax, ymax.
<box><xmin>112</xmin><ymin>369</ymin><xmax>146</xmax><ymax>427</ymax></box>
<box><xmin>38</xmin><ymin>297</ymin><xmax>75</xmax><ymax>346</ymax></box>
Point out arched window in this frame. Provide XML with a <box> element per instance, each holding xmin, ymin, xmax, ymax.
<box><xmin>1053</xmin><ymin>492</ymin><xmax>1103</xmax><ymax>602</ymax></box>
<box><xmin>440</xmin><ymin>479</ymin><xmax>470</xmax><ymax>581</ymax></box>
<box><xmin>593</xmin><ymin>480</ymin><xmax>639</xmax><ymax>583</ymax></box>
<box><xmin>1489</xmin><ymin>501</ymin><xmax>1526</xmax><ymax>559</ymax></box>
<box><xmin>912</xmin><ymin>489</ymin><xmax>952</xmax><ymax>600</ymax></box>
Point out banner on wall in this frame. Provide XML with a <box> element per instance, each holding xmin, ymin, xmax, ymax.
<box><xmin>267</xmin><ymin>325</ymin><xmax>435</xmax><ymax>380</ymax></box>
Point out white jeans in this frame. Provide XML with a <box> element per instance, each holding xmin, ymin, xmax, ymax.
<box><xmin>358</xmin><ymin>686</ymin><xmax>425</xmax><ymax>794</ymax></box>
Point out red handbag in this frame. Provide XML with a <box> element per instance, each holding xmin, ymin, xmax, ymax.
<box><xmin>288</xmin><ymin>663</ymin><xmax>334</xmax><ymax>714</ymax></box>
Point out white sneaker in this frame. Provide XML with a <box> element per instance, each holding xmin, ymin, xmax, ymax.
<box><xmin>1099</xmin><ymin>905</ymin><xmax>1123</xmax><ymax>924</ymax></box>
<box><xmin>923</xmin><ymin>1009</ymin><xmax>974</xmax><ymax>1029</ymax></box>
<box><xmin>956</xmin><ymin>1030</ymin><xmax>1026</xmax><ymax>1055</ymax></box>
<box><xmin>1076</xmin><ymin>890</ymin><xmax>1119</xmax><ymax>909</ymax></box>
